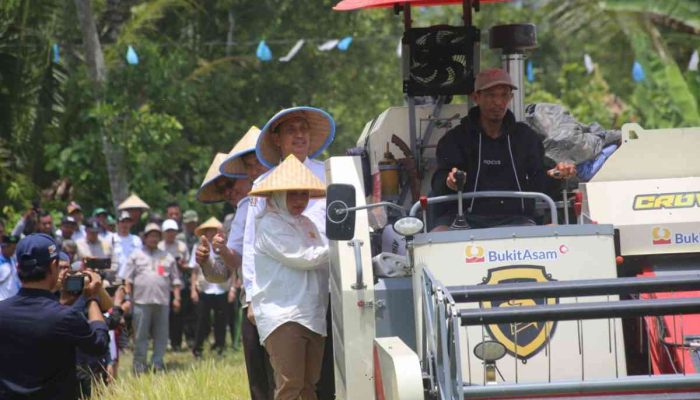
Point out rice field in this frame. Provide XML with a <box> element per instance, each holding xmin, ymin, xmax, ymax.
<box><xmin>95</xmin><ymin>348</ymin><xmax>250</xmax><ymax>400</ymax></box>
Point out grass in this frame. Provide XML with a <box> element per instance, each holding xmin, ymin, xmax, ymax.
<box><xmin>95</xmin><ymin>347</ymin><xmax>251</xmax><ymax>400</ymax></box>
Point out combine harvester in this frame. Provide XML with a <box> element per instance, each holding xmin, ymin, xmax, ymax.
<box><xmin>322</xmin><ymin>0</ymin><xmax>700</xmax><ymax>399</ymax></box>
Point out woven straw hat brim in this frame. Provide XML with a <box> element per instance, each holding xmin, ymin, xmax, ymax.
<box><xmin>117</xmin><ymin>193</ymin><xmax>150</xmax><ymax>211</ymax></box>
<box><xmin>220</xmin><ymin>126</ymin><xmax>262</xmax><ymax>177</ymax></box>
<box><xmin>256</xmin><ymin>107</ymin><xmax>335</xmax><ymax>168</ymax></box>
<box><xmin>197</xmin><ymin>153</ymin><xmax>246</xmax><ymax>204</ymax></box>
<box><xmin>195</xmin><ymin>216</ymin><xmax>223</xmax><ymax>236</ymax></box>
<box><xmin>248</xmin><ymin>154</ymin><xmax>326</xmax><ymax>198</ymax></box>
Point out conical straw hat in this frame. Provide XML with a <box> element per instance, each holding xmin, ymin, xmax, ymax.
<box><xmin>256</xmin><ymin>107</ymin><xmax>335</xmax><ymax>169</ymax></box>
<box><xmin>117</xmin><ymin>193</ymin><xmax>150</xmax><ymax>211</ymax></box>
<box><xmin>195</xmin><ymin>216</ymin><xmax>223</xmax><ymax>237</ymax></box>
<box><xmin>220</xmin><ymin>126</ymin><xmax>261</xmax><ymax>177</ymax></box>
<box><xmin>197</xmin><ymin>153</ymin><xmax>245</xmax><ymax>203</ymax></box>
<box><xmin>248</xmin><ymin>154</ymin><xmax>326</xmax><ymax>198</ymax></box>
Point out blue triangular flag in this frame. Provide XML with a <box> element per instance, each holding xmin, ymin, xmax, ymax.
<box><xmin>256</xmin><ymin>40</ymin><xmax>272</xmax><ymax>62</ymax></box>
<box><xmin>126</xmin><ymin>45</ymin><xmax>139</xmax><ymax>65</ymax></box>
<box><xmin>52</xmin><ymin>44</ymin><xmax>60</xmax><ymax>63</ymax></box>
<box><xmin>632</xmin><ymin>61</ymin><xmax>645</xmax><ymax>82</ymax></box>
<box><xmin>526</xmin><ymin>60</ymin><xmax>534</xmax><ymax>82</ymax></box>
<box><xmin>337</xmin><ymin>36</ymin><xmax>353</xmax><ymax>52</ymax></box>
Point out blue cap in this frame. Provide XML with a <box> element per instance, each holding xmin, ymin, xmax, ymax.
<box><xmin>58</xmin><ymin>251</ymin><xmax>70</xmax><ymax>262</ymax></box>
<box><xmin>16</xmin><ymin>233</ymin><xmax>59</xmax><ymax>270</ymax></box>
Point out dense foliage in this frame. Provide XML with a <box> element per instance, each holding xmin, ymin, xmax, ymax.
<box><xmin>1</xmin><ymin>0</ymin><xmax>698</xmax><ymax>224</ymax></box>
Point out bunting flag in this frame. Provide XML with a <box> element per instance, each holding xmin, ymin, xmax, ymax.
<box><xmin>256</xmin><ymin>40</ymin><xmax>272</xmax><ymax>61</ymax></box>
<box><xmin>584</xmin><ymin>54</ymin><xmax>594</xmax><ymax>74</ymax></box>
<box><xmin>526</xmin><ymin>60</ymin><xmax>534</xmax><ymax>82</ymax></box>
<box><xmin>318</xmin><ymin>39</ymin><xmax>339</xmax><ymax>51</ymax></box>
<box><xmin>279</xmin><ymin>39</ymin><xmax>305</xmax><ymax>62</ymax></box>
<box><xmin>52</xmin><ymin>44</ymin><xmax>60</xmax><ymax>63</ymax></box>
<box><xmin>632</xmin><ymin>61</ymin><xmax>645</xmax><ymax>82</ymax></box>
<box><xmin>126</xmin><ymin>45</ymin><xmax>139</xmax><ymax>65</ymax></box>
<box><xmin>690</xmin><ymin>50</ymin><xmax>699</xmax><ymax>72</ymax></box>
<box><xmin>337</xmin><ymin>36</ymin><xmax>353</xmax><ymax>52</ymax></box>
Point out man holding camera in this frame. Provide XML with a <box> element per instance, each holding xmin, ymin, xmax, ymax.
<box><xmin>0</xmin><ymin>233</ymin><xmax>109</xmax><ymax>400</ymax></box>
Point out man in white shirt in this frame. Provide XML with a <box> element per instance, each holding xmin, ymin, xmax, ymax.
<box><xmin>159</xmin><ymin>219</ymin><xmax>192</xmax><ymax>352</ymax></box>
<box><xmin>0</xmin><ymin>235</ymin><xmax>20</xmax><ymax>301</ymax></box>
<box><xmin>189</xmin><ymin>217</ymin><xmax>228</xmax><ymax>358</ymax></box>
<box><xmin>244</xmin><ymin>107</ymin><xmax>335</xmax><ymax>399</ymax></box>
<box><xmin>113</xmin><ymin>211</ymin><xmax>143</xmax><ymax>280</ymax></box>
<box><xmin>199</xmin><ymin>126</ymin><xmax>274</xmax><ymax>400</ymax></box>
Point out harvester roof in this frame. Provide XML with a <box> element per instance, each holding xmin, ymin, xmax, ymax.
<box><xmin>334</xmin><ymin>0</ymin><xmax>509</xmax><ymax>11</ymax></box>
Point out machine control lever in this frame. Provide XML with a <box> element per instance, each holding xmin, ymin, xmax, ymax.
<box><xmin>450</xmin><ymin>170</ymin><xmax>469</xmax><ymax>230</ymax></box>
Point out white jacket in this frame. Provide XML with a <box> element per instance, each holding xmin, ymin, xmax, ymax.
<box><xmin>252</xmin><ymin>209</ymin><xmax>329</xmax><ymax>344</ymax></box>
<box><xmin>242</xmin><ymin>158</ymin><xmax>326</xmax><ymax>302</ymax></box>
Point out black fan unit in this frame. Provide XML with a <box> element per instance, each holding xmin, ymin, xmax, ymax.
<box><xmin>403</xmin><ymin>25</ymin><xmax>479</xmax><ymax>96</ymax></box>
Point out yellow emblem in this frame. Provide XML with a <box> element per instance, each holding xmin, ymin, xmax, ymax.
<box><xmin>480</xmin><ymin>266</ymin><xmax>557</xmax><ymax>360</ymax></box>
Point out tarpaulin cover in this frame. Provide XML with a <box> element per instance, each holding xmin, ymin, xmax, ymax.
<box><xmin>524</xmin><ymin>103</ymin><xmax>621</xmax><ymax>166</ymax></box>
<box><xmin>334</xmin><ymin>0</ymin><xmax>509</xmax><ymax>11</ymax></box>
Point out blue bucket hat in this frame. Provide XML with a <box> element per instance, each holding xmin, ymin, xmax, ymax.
<box><xmin>256</xmin><ymin>106</ymin><xmax>335</xmax><ymax>169</ymax></box>
<box><xmin>16</xmin><ymin>233</ymin><xmax>59</xmax><ymax>271</ymax></box>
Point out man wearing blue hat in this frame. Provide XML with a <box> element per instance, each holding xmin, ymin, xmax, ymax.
<box><xmin>0</xmin><ymin>233</ymin><xmax>109</xmax><ymax>399</ymax></box>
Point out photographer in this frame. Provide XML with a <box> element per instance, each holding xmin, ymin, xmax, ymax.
<box><xmin>0</xmin><ymin>233</ymin><xmax>109</xmax><ymax>400</ymax></box>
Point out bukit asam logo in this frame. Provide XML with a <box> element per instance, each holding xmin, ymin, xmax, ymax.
<box><xmin>652</xmin><ymin>227</ymin><xmax>672</xmax><ymax>245</ymax></box>
<box><xmin>652</xmin><ymin>227</ymin><xmax>700</xmax><ymax>246</ymax></box>
<box><xmin>465</xmin><ymin>245</ymin><xmax>485</xmax><ymax>263</ymax></box>
<box><xmin>465</xmin><ymin>244</ymin><xmax>569</xmax><ymax>264</ymax></box>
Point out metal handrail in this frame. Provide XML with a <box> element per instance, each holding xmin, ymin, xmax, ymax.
<box><xmin>347</xmin><ymin>239</ymin><xmax>366</xmax><ymax>290</ymax></box>
<box><xmin>459</xmin><ymin>297</ymin><xmax>700</xmax><ymax>326</ymax></box>
<box><xmin>449</xmin><ymin>275</ymin><xmax>700</xmax><ymax>303</ymax></box>
<box><xmin>461</xmin><ymin>374</ymin><xmax>700</xmax><ymax>399</ymax></box>
<box><xmin>409</xmin><ymin>191</ymin><xmax>558</xmax><ymax>223</ymax></box>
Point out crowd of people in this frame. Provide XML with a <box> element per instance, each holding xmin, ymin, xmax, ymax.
<box><xmin>0</xmin><ymin>68</ymin><xmax>576</xmax><ymax>400</ymax></box>
<box><xmin>0</xmin><ymin>192</ymin><xmax>248</xmax><ymax>393</ymax></box>
<box><xmin>0</xmin><ymin>104</ymin><xmax>338</xmax><ymax>400</ymax></box>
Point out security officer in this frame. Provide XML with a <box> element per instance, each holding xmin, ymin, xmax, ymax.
<box><xmin>0</xmin><ymin>233</ymin><xmax>109</xmax><ymax>400</ymax></box>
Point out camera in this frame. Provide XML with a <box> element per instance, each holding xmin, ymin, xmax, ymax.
<box><xmin>84</xmin><ymin>257</ymin><xmax>111</xmax><ymax>270</ymax></box>
<box><xmin>64</xmin><ymin>274</ymin><xmax>85</xmax><ymax>294</ymax></box>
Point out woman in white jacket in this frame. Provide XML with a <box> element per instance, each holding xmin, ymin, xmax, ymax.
<box><xmin>249</xmin><ymin>155</ymin><xmax>329</xmax><ymax>400</ymax></box>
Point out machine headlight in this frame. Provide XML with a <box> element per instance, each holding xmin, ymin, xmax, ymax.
<box><xmin>473</xmin><ymin>340</ymin><xmax>507</xmax><ymax>362</ymax></box>
<box><xmin>393</xmin><ymin>217</ymin><xmax>424</xmax><ymax>237</ymax></box>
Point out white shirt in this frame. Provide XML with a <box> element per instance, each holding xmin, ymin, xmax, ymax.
<box><xmin>226</xmin><ymin>197</ymin><xmax>250</xmax><ymax>254</ymax></box>
<box><xmin>242</xmin><ymin>158</ymin><xmax>327</xmax><ymax>302</ymax></box>
<box><xmin>188</xmin><ymin>243</ymin><xmax>227</xmax><ymax>295</ymax></box>
<box><xmin>114</xmin><ymin>233</ymin><xmax>143</xmax><ymax>279</ymax></box>
<box><xmin>56</xmin><ymin>225</ymin><xmax>86</xmax><ymax>242</ymax></box>
<box><xmin>252</xmin><ymin>211</ymin><xmax>329</xmax><ymax>344</ymax></box>
<box><xmin>0</xmin><ymin>254</ymin><xmax>19</xmax><ymax>301</ymax></box>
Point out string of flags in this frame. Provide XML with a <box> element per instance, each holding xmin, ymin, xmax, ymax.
<box><xmin>47</xmin><ymin>40</ymin><xmax>698</xmax><ymax>81</ymax></box>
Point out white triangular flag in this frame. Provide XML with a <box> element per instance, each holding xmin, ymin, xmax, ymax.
<box><xmin>396</xmin><ymin>38</ymin><xmax>402</xmax><ymax>58</ymax></box>
<box><xmin>584</xmin><ymin>54</ymin><xmax>594</xmax><ymax>74</ymax></box>
<box><xmin>317</xmin><ymin>39</ymin><xmax>339</xmax><ymax>51</ymax></box>
<box><xmin>689</xmin><ymin>50</ymin><xmax>699</xmax><ymax>72</ymax></box>
<box><xmin>279</xmin><ymin>40</ymin><xmax>305</xmax><ymax>62</ymax></box>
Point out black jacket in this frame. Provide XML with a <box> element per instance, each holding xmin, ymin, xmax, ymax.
<box><xmin>0</xmin><ymin>289</ymin><xmax>109</xmax><ymax>400</ymax></box>
<box><xmin>432</xmin><ymin>106</ymin><xmax>548</xmax><ymax>221</ymax></box>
